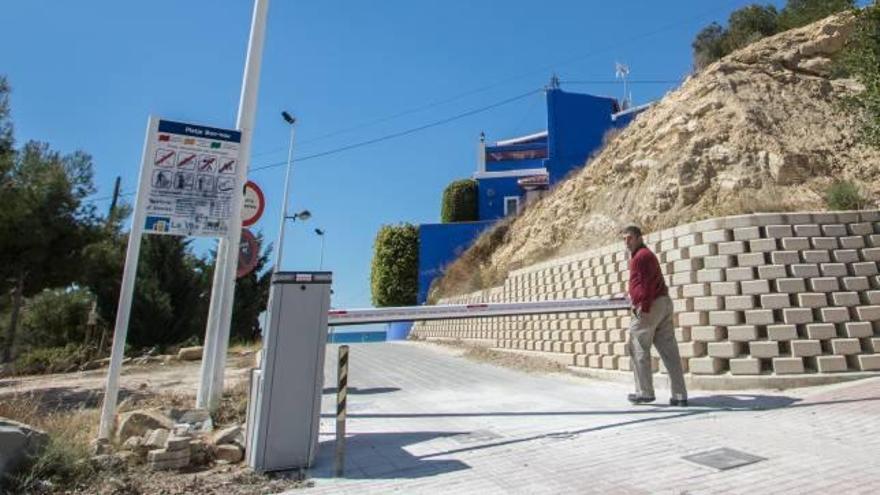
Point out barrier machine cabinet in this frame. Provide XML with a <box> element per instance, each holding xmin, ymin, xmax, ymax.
<box><xmin>247</xmin><ymin>271</ymin><xmax>332</xmax><ymax>473</ymax></box>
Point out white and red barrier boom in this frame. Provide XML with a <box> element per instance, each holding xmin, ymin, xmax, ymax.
<box><xmin>327</xmin><ymin>297</ymin><xmax>631</xmax><ymax>326</ymax></box>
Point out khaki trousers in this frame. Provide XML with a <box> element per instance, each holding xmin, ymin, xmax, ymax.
<box><xmin>628</xmin><ymin>295</ymin><xmax>687</xmax><ymax>399</ymax></box>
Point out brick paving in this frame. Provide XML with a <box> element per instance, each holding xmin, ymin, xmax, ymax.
<box><xmin>290</xmin><ymin>341</ymin><xmax>880</xmax><ymax>494</ymax></box>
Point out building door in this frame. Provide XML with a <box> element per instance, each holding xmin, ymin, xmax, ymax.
<box><xmin>504</xmin><ymin>196</ymin><xmax>520</xmax><ymax>217</ymax></box>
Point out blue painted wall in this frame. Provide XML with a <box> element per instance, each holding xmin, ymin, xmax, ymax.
<box><xmin>544</xmin><ymin>89</ymin><xmax>622</xmax><ymax>183</ymax></box>
<box><xmin>386</xmin><ymin>321</ymin><xmax>413</xmax><ymax>340</ymax></box>
<box><xmin>477</xmin><ymin>176</ymin><xmax>525</xmax><ymax>221</ymax></box>
<box><xmin>418</xmin><ymin>220</ymin><xmax>493</xmax><ymax>303</ymax></box>
<box><xmin>328</xmin><ymin>330</ymin><xmax>387</xmax><ymax>343</ymax></box>
<box><xmin>417</xmin><ymin>88</ymin><xmax>648</xmax><ymax>306</ymax></box>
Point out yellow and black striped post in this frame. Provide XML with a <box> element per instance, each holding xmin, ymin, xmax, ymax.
<box><xmin>334</xmin><ymin>345</ymin><xmax>349</xmax><ymax>476</ymax></box>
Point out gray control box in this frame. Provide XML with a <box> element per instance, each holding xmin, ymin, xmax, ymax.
<box><xmin>247</xmin><ymin>271</ymin><xmax>332</xmax><ymax>473</ymax></box>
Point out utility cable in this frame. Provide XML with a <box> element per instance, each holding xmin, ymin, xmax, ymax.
<box><xmin>249</xmin><ymin>0</ymin><xmax>737</xmax><ymax>159</ymax></box>
<box><xmin>250</xmin><ymin>87</ymin><xmax>542</xmax><ymax>172</ymax></box>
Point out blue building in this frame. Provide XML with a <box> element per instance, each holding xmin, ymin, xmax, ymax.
<box><xmin>418</xmin><ymin>81</ymin><xmax>649</xmax><ymax>303</ymax></box>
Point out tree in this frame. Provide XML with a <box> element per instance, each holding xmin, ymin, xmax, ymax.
<box><xmin>370</xmin><ymin>224</ymin><xmax>419</xmax><ymax>307</ymax></box>
<box><xmin>20</xmin><ymin>287</ymin><xmax>94</xmax><ymax>350</ymax></box>
<box><xmin>441</xmin><ymin>179</ymin><xmax>478</xmax><ymax>223</ymax></box>
<box><xmin>0</xmin><ymin>141</ymin><xmax>100</xmax><ymax>361</ymax></box>
<box><xmin>691</xmin><ymin>1</ymin><xmax>855</xmax><ymax>71</ymax></box>
<box><xmin>779</xmin><ymin>0</ymin><xmax>855</xmax><ymax>30</ymax></box>
<box><xmin>0</xmin><ymin>76</ymin><xmax>13</xmax><ymax>168</ymax></box>
<box><xmin>81</xmin><ymin>230</ymin><xmax>209</xmax><ymax>350</ymax></box>
<box><xmin>693</xmin><ymin>22</ymin><xmax>728</xmax><ymax>70</ymax></box>
<box><xmin>195</xmin><ymin>234</ymin><xmax>273</xmax><ymax>343</ymax></box>
<box><xmin>724</xmin><ymin>4</ymin><xmax>779</xmax><ymax>54</ymax></box>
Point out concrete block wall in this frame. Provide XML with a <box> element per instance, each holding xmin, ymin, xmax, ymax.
<box><xmin>412</xmin><ymin>210</ymin><xmax>880</xmax><ymax>381</ymax></box>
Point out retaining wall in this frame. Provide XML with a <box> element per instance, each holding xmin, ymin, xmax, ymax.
<box><xmin>412</xmin><ymin>210</ymin><xmax>880</xmax><ymax>387</ymax></box>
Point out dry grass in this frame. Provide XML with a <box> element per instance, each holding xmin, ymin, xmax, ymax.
<box><xmin>0</xmin><ymin>394</ymin><xmax>101</xmax><ymax>493</ymax></box>
<box><xmin>117</xmin><ymin>389</ymin><xmax>194</xmax><ymax>414</ymax></box>
<box><xmin>213</xmin><ymin>380</ymin><xmax>249</xmax><ymax>426</ymax></box>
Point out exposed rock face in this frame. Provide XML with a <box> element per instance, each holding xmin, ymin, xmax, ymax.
<box><xmin>0</xmin><ymin>418</ymin><xmax>48</xmax><ymax>476</ymax></box>
<box><xmin>176</xmin><ymin>346</ymin><xmax>204</xmax><ymax>361</ymax></box>
<box><xmin>213</xmin><ymin>444</ymin><xmax>244</xmax><ymax>463</ymax></box>
<box><xmin>116</xmin><ymin>409</ymin><xmax>174</xmax><ymax>443</ymax></box>
<box><xmin>211</xmin><ymin>424</ymin><xmax>244</xmax><ymax>447</ymax></box>
<box><xmin>436</xmin><ymin>13</ymin><xmax>880</xmax><ymax>297</ymax></box>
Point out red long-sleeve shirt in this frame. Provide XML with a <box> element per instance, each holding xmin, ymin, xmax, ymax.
<box><xmin>628</xmin><ymin>245</ymin><xmax>668</xmax><ymax>313</ymax></box>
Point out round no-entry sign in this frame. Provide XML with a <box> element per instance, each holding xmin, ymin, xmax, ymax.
<box><xmin>237</xmin><ymin>228</ymin><xmax>260</xmax><ymax>278</ymax></box>
<box><xmin>241</xmin><ymin>180</ymin><xmax>265</xmax><ymax>227</ymax></box>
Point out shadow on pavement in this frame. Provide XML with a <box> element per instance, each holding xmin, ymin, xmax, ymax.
<box><xmin>310</xmin><ymin>431</ymin><xmax>469</xmax><ymax>479</ymax></box>
<box><xmin>322</xmin><ymin>386</ymin><xmax>401</xmax><ymax>396</ymax></box>
<box><xmin>672</xmin><ymin>394</ymin><xmax>800</xmax><ymax>410</ymax></box>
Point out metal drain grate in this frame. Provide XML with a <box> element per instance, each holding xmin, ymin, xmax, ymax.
<box><xmin>683</xmin><ymin>447</ymin><xmax>766</xmax><ymax>471</ymax></box>
<box><xmin>452</xmin><ymin>430</ymin><xmax>502</xmax><ymax>444</ymax></box>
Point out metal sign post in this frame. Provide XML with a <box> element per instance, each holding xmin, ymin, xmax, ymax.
<box><xmin>335</xmin><ymin>345</ymin><xmax>349</xmax><ymax>477</ymax></box>
<box><xmin>198</xmin><ymin>0</ymin><xmax>270</xmax><ymax>411</ymax></box>
<box><xmin>98</xmin><ymin>116</ymin><xmax>245</xmax><ymax>440</ymax></box>
<box><xmin>97</xmin><ymin>117</ymin><xmax>154</xmax><ymax>440</ymax></box>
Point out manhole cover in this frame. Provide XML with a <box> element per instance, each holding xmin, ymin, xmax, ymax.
<box><xmin>683</xmin><ymin>448</ymin><xmax>766</xmax><ymax>471</ymax></box>
<box><xmin>452</xmin><ymin>430</ymin><xmax>502</xmax><ymax>444</ymax></box>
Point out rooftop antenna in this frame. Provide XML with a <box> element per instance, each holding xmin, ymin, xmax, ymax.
<box><xmin>548</xmin><ymin>73</ymin><xmax>561</xmax><ymax>90</ymax></box>
<box><xmin>615</xmin><ymin>62</ymin><xmax>631</xmax><ymax>110</ymax></box>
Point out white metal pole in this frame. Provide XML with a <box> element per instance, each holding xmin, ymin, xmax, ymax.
<box><xmin>319</xmin><ymin>233</ymin><xmax>325</xmax><ymax>270</ymax></box>
<box><xmin>97</xmin><ymin>116</ymin><xmax>156</xmax><ymax>440</ymax></box>
<box><xmin>198</xmin><ymin>0</ymin><xmax>271</xmax><ymax>411</ymax></box>
<box><xmin>275</xmin><ymin>123</ymin><xmax>296</xmax><ymax>273</ymax></box>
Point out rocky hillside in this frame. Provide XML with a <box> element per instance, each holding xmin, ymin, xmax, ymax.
<box><xmin>433</xmin><ymin>13</ymin><xmax>880</xmax><ymax>299</ymax></box>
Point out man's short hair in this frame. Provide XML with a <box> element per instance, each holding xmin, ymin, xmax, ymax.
<box><xmin>621</xmin><ymin>225</ymin><xmax>643</xmax><ymax>237</ymax></box>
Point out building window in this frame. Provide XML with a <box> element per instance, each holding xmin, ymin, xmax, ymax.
<box><xmin>503</xmin><ymin>196</ymin><xmax>520</xmax><ymax>217</ymax></box>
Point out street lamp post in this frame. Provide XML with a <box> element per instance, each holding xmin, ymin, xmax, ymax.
<box><xmin>274</xmin><ymin>111</ymin><xmax>297</xmax><ymax>273</ymax></box>
<box><xmin>315</xmin><ymin>228</ymin><xmax>326</xmax><ymax>270</ymax></box>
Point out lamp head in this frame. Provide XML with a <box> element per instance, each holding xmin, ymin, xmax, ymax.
<box><xmin>282</xmin><ymin>111</ymin><xmax>296</xmax><ymax>125</ymax></box>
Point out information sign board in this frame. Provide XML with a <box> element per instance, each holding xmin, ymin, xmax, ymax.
<box><xmin>142</xmin><ymin>119</ymin><xmax>243</xmax><ymax>237</ymax></box>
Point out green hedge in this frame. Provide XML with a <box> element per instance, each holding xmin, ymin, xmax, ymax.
<box><xmin>441</xmin><ymin>179</ymin><xmax>478</xmax><ymax>223</ymax></box>
<box><xmin>370</xmin><ymin>223</ymin><xmax>419</xmax><ymax>307</ymax></box>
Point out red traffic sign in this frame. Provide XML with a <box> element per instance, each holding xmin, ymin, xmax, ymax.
<box><xmin>241</xmin><ymin>180</ymin><xmax>265</xmax><ymax>227</ymax></box>
<box><xmin>237</xmin><ymin>228</ymin><xmax>260</xmax><ymax>278</ymax></box>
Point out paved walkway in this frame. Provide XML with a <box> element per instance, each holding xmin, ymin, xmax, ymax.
<box><xmin>294</xmin><ymin>342</ymin><xmax>880</xmax><ymax>494</ymax></box>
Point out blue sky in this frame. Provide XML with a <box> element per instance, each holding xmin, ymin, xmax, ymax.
<box><xmin>1</xmin><ymin>0</ymin><xmax>781</xmax><ymax>317</ymax></box>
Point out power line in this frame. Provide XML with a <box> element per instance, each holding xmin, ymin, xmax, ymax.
<box><xmin>84</xmin><ymin>190</ymin><xmax>134</xmax><ymax>205</ymax></box>
<box><xmin>250</xmin><ymin>87</ymin><xmax>542</xmax><ymax>172</ymax></box>
<box><xmin>87</xmin><ymin>2</ymin><xmax>736</xmax><ymax>198</ymax></box>
<box><xmin>560</xmin><ymin>79</ymin><xmax>682</xmax><ymax>85</ymax></box>
<box><xmin>249</xmin><ymin>1</ymin><xmax>737</xmax><ymax>159</ymax></box>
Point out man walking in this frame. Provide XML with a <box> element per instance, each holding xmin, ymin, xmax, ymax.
<box><xmin>622</xmin><ymin>225</ymin><xmax>688</xmax><ymax>406</ymax></box>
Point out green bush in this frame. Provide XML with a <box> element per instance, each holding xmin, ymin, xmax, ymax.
<box><xmin>441</xmin><ymin>179</ymin><xmax>478</xmax><ymax>223</ymax></box>
<box><xmin>11</xmin><ymin>344</ymin><xmax>91</xmax><ymax>375</ymax></box>
<box><xmin>20</xmin><ymin>287</ymin><xmax>94</xmax><ymax>350</ymax></box>
<box><xmin>826</xmin><ymin>180</ymin><xmax>869</xmax><ymax>210</ymax></box>
<box><xmin>370</xmin><ymin>224</ymin><xmax>419</xmax><ymax>307</ymax></box>
<box><xmin>778</xmin><ymin>0</ymin><xmax>855</xmax><ymax>30</ymax></box>
<box><xmin>840</xmin><ymin>1</ymin><xmax>880</xmax><ymax>148</ymax></box>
